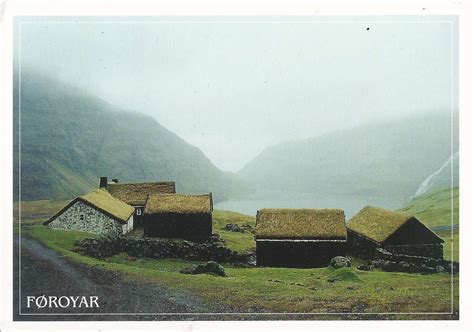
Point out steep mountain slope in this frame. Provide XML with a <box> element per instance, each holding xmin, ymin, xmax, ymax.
<box><xmin>13</xmin><ymin>72</ymin><xmax>246</xmax><ymax>201</ymax></box>
<box><xmin>239</xmin><ymin>112</ymin><xmax>458</xmax><ymax>202</ymax></box>
<box><xmin>413</xmin><ymin>152</ymin><xmax>459</xmax><ymax>198</ymax></box>
<box><xmin>398</xmin><ymin>187</ymin><xmax>459</xmax><ymax>229</ymax></box>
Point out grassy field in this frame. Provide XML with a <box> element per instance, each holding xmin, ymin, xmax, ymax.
<box><xmin>398</xmin><ymin>187</ymin><xmax>459</xmax><ymax>261</ymax></box>
<box><xmin>212</xmin><ymin>210</ymin><xmax>255</xmax><ymax>252</ymax></box>
<box><xmin>17</xmin><ymin>201</ymin><xmax>458</xmax><ymax>318</ymax></box>
<box><xmin>13</xmin><ymin>199</ymin><xmax>69</xmax><ymax>225</ymax></box>
<box><xmin>398</xmin><ymin>187</ymin><xmax>459</xmax><ymax>228</ymax></box>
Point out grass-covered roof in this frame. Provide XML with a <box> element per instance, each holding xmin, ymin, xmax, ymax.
<box><xmin>347</xmin><ymin>206</ymin><xmax>412</xmax><ymax>243</ymax></box>
<box><xmin>144</xmin><ymin>193</ymin><xmax>213</xmax><ymax>214</ymax></box>
<box><xmin>45</xmin><ymin>189</ymin><xmax>134</xmax><ymax>225</ymax></box>
<box><xmin>107</xmin><ymin>182</ymin><xmax>175</xmax><ymax>206</ymax></box>
<box><xmin>255</xmin><ymin>208</ymin><xmax>347</xmax><ymax>240</ymax></box>
<box><xmin>79</xmin><ymin>189</ymin><xmax>135</xmax><ymax>223</ymax></box>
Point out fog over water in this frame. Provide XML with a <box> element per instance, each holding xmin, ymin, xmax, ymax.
<box><xmin>16</xmin><ymin>16</ymin><xmax>458</xmax><ymax>172</ymax></box>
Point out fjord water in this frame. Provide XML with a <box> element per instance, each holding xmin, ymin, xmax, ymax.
<box><xmin>215</xmin><ymin>191</ymin><xmax>406</xmax><ymax>219</ymax></box>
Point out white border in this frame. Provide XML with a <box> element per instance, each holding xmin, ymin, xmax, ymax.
<box><xmin>15</xmin><ymin>17</ymin><xmax>457</xmax><ymax>318</ymax></box>
<box><xmin>1</xmin><ymin>0</ymin><xmax>473</xmax><ymax>331</ymax></box>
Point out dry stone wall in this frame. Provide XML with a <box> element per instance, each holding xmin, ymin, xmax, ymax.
<box><xmin>48</xmin><ymin>201</ymin><xmax>130</xmax><ymax>236</ymax></box>
<box><xmin>75</xmin><ymin>236</ymin><xmax>256</xmax><ymax>265</ymax></box>
<box><xmin>384</xmin><ymin>243</ymin><xmax>443</xmax><ymax>259</ymax></box>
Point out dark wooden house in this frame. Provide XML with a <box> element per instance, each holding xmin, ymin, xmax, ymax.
<box><xmin>143</xmin><ymin>193</ymin><xmax>213</xmax><ymax>240</ymax></box>
<box><xmin>347</xmin><ymin>206</ymin><xmax>444</xmax><ymax>259</ymax></box>
<box><xmin>99</xmin><ymin>177</ymin><xmax>176</xmax><ymax>227</ymax></box>
<box><xmin>255</xmin><ymin>209</ymin><xmax>347</xmax><ymax>268</ymax></box>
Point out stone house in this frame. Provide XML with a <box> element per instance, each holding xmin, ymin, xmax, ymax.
<box><xmin>143</xmin><ymin>193</ymin><xmax>213</xmax><ymax>240</ymax></box>
<box><xmin>347</xmin><ymin>206</ymin><xmax>444</xmax><ymax>259</ymax></box>
<box><xmin>99</xmin><ymin>177</ymin><xmax>176</xmax><ymax>227</ymax></box>
<box><xmin>255</xmin><ymin>208</ymin><xmax>347</xmax><ymax>268</ymax></box>
<box><xmin>44</xmin><ymin>189</ymin><xmax>135</xmax><ymax>236</ymax></box>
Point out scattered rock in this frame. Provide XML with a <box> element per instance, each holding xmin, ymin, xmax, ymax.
<box><xmin>398</xmin><ymin>261</ymin><xmax>411</xmax><ymax>272</ymax></box>
<box><xmin>222</xmin><ymin>223</ymin><xmax>254</xmax><ymax>233</ymax></box>
<box><xmin>329</xmin><ymin>256</ymin><xmax>351</xmax><ymax>269</ymax></box>
<box><xmin>371</xmin><ymin>260</ymin><xmax>385</xmax><ymax>268</ymax></box>
<box><xmin>389</xmin><ymin>286</ymin><xmax>395</xmax><ymax>290</ymax></box>
<box><xmin>222</xmin><ymin>223</ymin><xmax>244</xmax><ymax>232</ymax></box>
<box><xmin>296</xmin><ymin>283</ymin><xmax>305</xmax><ymax>287</ymax></box>
<box><xmin>436</xmin><ymin>265</ymin><xmax>445</xmax><ymax>273</ymax></box>
<box><xmin>382</xmin><ymin>261</ymin><xmax>397</xmax><ymax>272</ymax></box>
<box><xmin>357</xmin><ymin>265</ymin><xmax>371</xmax><ymax>271</ymax></box>
<box><xmin>447</xmin><ymin>262</ymin><xmax>460</xmax><ymax>273</ymax></box>
<box><xmin>179</xmin><ymin>261</ymin><xmax>226</xmax><ymax>277</ymax></box>
<box><xmin>327</xmin><ymin>278</ymin><xmax>335</xmax><ymax>283</ymax></box>
<box><xmin>422</xmin><ymin>265</ymin><xmax>436</xmax><ymax>274</ymax></box>
<box><xmin>347</xmin><ymin>286</ymin><xmax>354</xmax><ymax>290</ymax></box>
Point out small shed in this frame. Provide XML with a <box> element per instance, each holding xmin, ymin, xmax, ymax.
<box><xmin>44</xmin><ymin>189</ymin><xmax>134</xmax><ymax>236</ymax></box>
<box><xmin>103</xmin><ymin>178</ymin><xmax>176</xmax><ymax>227</ymax></box>
<box><xmin>255</xmin><ymin>208</ymin><xmax>347</xmax><ymax>268</ymax></box>
<box><xmin>347</xmin><ymin>206</ymin><xmax>444</xmax><ymax>259</ymax></box>
<box><xmin>143</xmin><ymin>193</ymin><xmax>213</xmax><ymax>240</ymax></box>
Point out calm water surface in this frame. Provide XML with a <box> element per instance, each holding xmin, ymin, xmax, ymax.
<box><xmin>215</xmin><ymin>192</ymin><xmax>407</xmax><ymax>219</ymax></box>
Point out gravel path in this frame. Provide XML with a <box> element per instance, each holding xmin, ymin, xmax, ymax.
<box><xmin>13</xmin><ymin>235</ymin><xmax>217</xmax><ymax>321</ymax></box>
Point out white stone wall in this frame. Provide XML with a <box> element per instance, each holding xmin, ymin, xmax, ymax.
<box><xmin>48</xmin><ymin>201</ymin><xmax>130</xmax><ymax>236</ymax></box>
<box><xmin>121</xmin><ymin>215</ymin><xmax>134</xmax><ymax>235</ymax></box>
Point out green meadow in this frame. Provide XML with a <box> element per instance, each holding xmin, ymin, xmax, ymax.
<box><xmin>16</xmin><ymin>197</ymin><xmax>458</xmax><ymax>318</ymax></box>
<box><xmin>398</xmin><ymin>187</ymin><xmax>459</xmax><ymax>261</ymax></box>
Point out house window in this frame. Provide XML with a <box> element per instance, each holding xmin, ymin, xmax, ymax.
<box><xmin>79</xmin><ymin>213</ymin><xmax>85</xmax><ymax>221</ymax></box>
<box><xmin>136</xmin><ymin>208</ymin><xmax>142</xmax><ymax>216</ymax></box>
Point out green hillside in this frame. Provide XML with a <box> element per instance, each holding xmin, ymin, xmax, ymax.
<box><xmin>398</xmin><ymin>187</ymin><xmax>459</xmax><ymax>261</ymax></box>
<box><xmin>398</xmin><ymin>187</ymin><xmax>459</xmax><ymax>229</ymax></box>
<box><xmin>239</xmin><ymin>112</ymin><xmax>458</xmax><ymax>205</ymax></box>
<box><xmin>13</xmin><ymin>72</ymin><xmax>248</xmax><ymax>202</ymax></box>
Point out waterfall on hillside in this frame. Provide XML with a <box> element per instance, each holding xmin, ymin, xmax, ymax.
<box><xmin>413</xmin><ymin>151</ymin><xmax>459</xmax><ymax>198</ymax></box>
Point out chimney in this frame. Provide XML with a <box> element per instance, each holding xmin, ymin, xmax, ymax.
<box><xmin>99</xmin><ymin>176</ymin><xmax>108</xmax><ymax>188</ymax></box>
<box><xmin>112</xmin><ymin>178</ymin><xmax>118</xmax><ymax>184</ymax></box>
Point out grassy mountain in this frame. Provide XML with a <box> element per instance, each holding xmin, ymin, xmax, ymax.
<box><xmin>239</xmin><ymin>112</ymin><xmax>458</xmax><ymax>204</ymax></box>
<box><xmin>13</xmin><ymin>71</ymin><xmax>247</xmax><ymax>202</ymax></box>
<box><xmin>398</xmin><ymin>187</ymin><xmax>459</xmax><ymax>229</ymax></box>
<box><xmin>398</xmin><ymin>187</ymin><xmax>459</xmax><ymax>261</ymax></box>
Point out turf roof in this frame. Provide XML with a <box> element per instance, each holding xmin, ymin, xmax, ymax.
<box><xmin>107</xmin><ymin>182</ymin><xmax>175</xmax><ymax>206</ymax></box>
<box><xmin>255</xmin><ymin>208</ymin><xmax>347</xmax><ymax>240</ymax></box>
<box><xmin>347</xmin><ymin>206</ymin><xmax>412</xmax><ymax>243</ymax></box>
<box><xmin>45</xmin><ymin>189</ymin><xmax>134</xmax><ymax>225</ymax></box>
<box><xmin>144</xmin><ymin>193</ymin><xmax>213</xmax><ymax>214</ymax></box>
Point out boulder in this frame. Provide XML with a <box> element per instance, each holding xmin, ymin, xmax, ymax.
<box><xmin>398</xmin><ymin>261</ymin><xmax>411</xmax><ymax>272</ymax></box>
<box><xmin>180</xmin><ymin>261</ymin><xmax>226</xmax><ymax>277</ymax></box>
<box><xmin>329</xmin><ymin>256</ymin><xmax>351</xmax><ymax>269</ymax></box>
<box><xmin>357</xmin><ymin>265</ymin><xmax>371</xmax><ymax>271</ymax></box>
<box><xmin>223</xmin><ymin>223</ymin><xmax>244</xmax><ymax>232</ymax></box>
<box><xmin>382</xmin><ymin>261</ymin><xmax>397</xmax><ymax>272</ymax></box>
<box><xmin>435</xmin><ymin>265</ymin><xmax>445</xmax><ymax>273</ymax></box>
<box><xmin>371</xmin><ymin>260</ymin><xmax>385</xmax><ymax>268</ymax></box>
<box><xmin>421</xmin><ymin>265</ymin><xmax>437</xmax><ymax>274</ymax></box>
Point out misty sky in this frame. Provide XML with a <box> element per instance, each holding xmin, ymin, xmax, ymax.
<box><xmin>16</xmin><ymin>16</ymin><xmax>458</xmax><ymax>172</ymax></box>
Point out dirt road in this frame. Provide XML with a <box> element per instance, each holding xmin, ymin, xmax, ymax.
<box><xmin>13</xmin><ymin>235</ymin><xmax>216</xmax><ymax>321</ymax></box>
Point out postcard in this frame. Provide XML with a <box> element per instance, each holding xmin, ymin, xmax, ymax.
<box><xmin>1</xmin><ymin>1</ymin><xmax>471</xmax><ymax>330</ymax></box>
